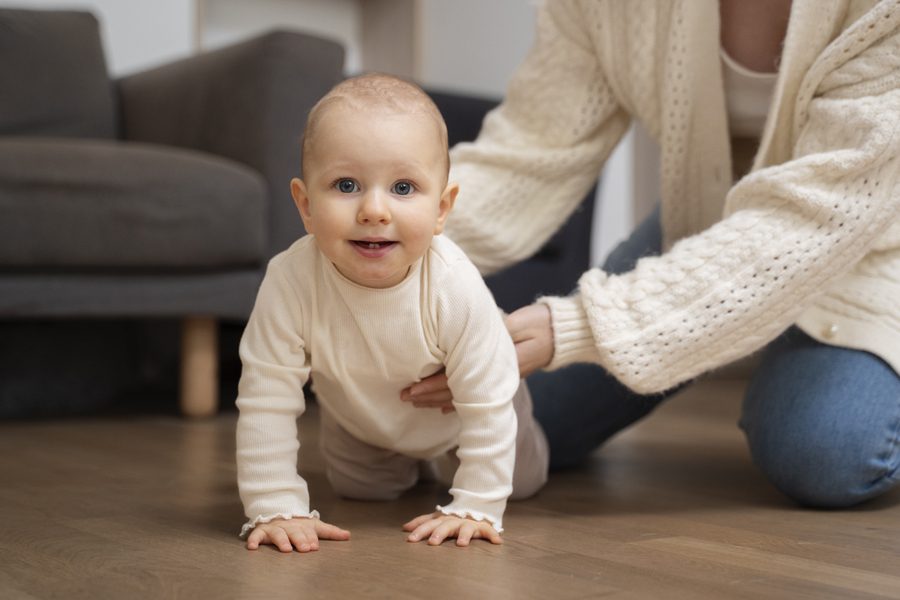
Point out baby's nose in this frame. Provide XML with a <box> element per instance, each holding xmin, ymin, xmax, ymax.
<box><xmin>357</xmin><ymin>190</ymin><xmax>391</xmax><ymax>224</ymax></box>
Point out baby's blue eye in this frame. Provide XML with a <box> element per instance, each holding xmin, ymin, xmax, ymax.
<box><xmin>337</xmin><ymin>179</ymin><xmax>358</xmax><ymax>193</ymax></box>
<box><xmin>392</xmin><ymin>181</ymin><xmax>413</xmax><ymax>196</ymax></box>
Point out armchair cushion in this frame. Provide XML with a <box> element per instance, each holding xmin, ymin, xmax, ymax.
<box><xmin>118</xmin><ymin>30</ymin><xmax>345</xmax><ymax>257</ymax></box>
<box><xmin>0</xmin><ymin>138</ymin><xmax>266</xmax><ymax>269</ymax></box>
<box><xmin>0</xmin><ymin>9</ymin><xmax>117</xmax><ymax>139</ymax></box>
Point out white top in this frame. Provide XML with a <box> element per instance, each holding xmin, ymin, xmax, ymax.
<box><xmin>235</xmin><ymin>235</ymin><xmax>519</xmax><ymax>535</ymax></box>
<box><xmin>444</xmin><ymin>0</ymin><xmax>900</xmax><ymax>392</ymax></box>
<box><xmin>720</xmin><ymin>47</ymin><xmax>778</xmax><ymax>138</ymax></box>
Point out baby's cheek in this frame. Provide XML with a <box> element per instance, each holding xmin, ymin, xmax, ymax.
<box><xmin>408</xmin><ymin>231</ymin><xmax>436</xmax><ymax>255</ymax></box>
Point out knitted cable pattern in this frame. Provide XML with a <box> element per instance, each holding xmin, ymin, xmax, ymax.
<box><xmin>445</xmin><ymin>0</ymin><xmax>900</xmax><ymax>393</ymax></box>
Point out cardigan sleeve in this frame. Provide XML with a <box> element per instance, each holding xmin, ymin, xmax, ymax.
<box><xmin>540</xmin><ymin>27</ymin><xmax>900</xmax><ymax>394</ymax></box>
<box><xmin>235</xmin><ymin>261</ymin><xmax>316</xmax><ymax>537</ymax></box>
<box><xmin>443</xmin><ymin>0</ymin><xmax>630</xmax><ymax>275</ymax></box>
<box><xmin>433</xmin><ymin>257</ymin><xmax>521</xmax><ymax>532</ymax></box>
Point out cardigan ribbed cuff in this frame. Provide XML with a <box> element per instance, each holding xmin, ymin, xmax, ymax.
<box><xmin>537</xmin><ymin>294</ymin><xmax>601</xmax><ymax>371</ymax></box>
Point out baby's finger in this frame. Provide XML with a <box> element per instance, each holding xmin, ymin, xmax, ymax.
<box><xmin>408</xmin><ymin>518</ymin><xmax>442</xmax><ymax>542</ymax></box>
<box><xmin>477</xmin><ymin>523</ymin><xmax>504</xmax><ymax>545</ymax></box>
<box><xmin>288</xmin><ymin>529</ymin><xmax>316</xmax><ymax>552</ymax></box>
<box><xmin>403</xmin><ymin>513</ymin><xmax>437</xmax><ymax>532</ymax></box>
<box><xmin>427</xmin><ymin>520</ymin><xmax>459</xmax><ymax>546</ymax></box>
<box><xmin>456</xmin><ymin>522</ymin><xmax>476</xmax><ymax>547</ymax></box>
<box><xmin>246</xmin><ymin>527</ymin><xmax>268</xmax><ymax>550</ymax></box>
<box><xmin>315</xmin><ymin>521</ymin><xmax>351</xmax><ymax>541</ymax></box>
<box><xmin>269</xmin><ymin>527</ymin><xmax>294</xmax><ymax>553</ymax></box>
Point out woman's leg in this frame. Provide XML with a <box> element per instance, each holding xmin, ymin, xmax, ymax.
<box><xmin>530</xmin><ymin>207</ymin><xmax>682</xmax><ymax>470</ymax></box>
<box><xmin>741</xmin><ymin>327</ymin><xmax>900</xmax><ymax>507</ymax></box>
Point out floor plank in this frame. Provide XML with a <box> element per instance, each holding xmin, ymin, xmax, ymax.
<box><xmin>0</xmin><ymin>377</ymin><xmax>897</xmax><ymax>599</ymax></box>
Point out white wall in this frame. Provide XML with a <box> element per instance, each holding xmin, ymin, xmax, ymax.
<box><xmin>593</xmin><ymin>130</ymin><xmax>635</xmax><ymax>266</ymax></box>
<box><xmin>1</xmin><ymin>0</ymin><xmax>195</xmax><ymax>76</ymax></box>
<box><xmin>200</xmin><ymin>0</ymin><xmax>362</xmax><ymax>73</ymax></box>
<box><xmin>416</xmin><ymin>0</ymin><xmax>536</xmax><ymax>98</ymax></box>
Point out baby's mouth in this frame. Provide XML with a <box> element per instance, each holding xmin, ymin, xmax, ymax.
<box><xmin>352</xmin><ymin>240</ymin><xmax>397</xmax><ymax>249</ymax></box>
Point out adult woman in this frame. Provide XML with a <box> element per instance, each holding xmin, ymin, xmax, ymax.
<box><xmin>405</xmin><ymin>0</ymin><xmax>900</xmax><ymax>507</ymax></box>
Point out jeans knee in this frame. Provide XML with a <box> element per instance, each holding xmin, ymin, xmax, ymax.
<box><xmin>741</xmin><ymin>325</ymin><xmax>900</xmax><ymax>507</ymax></box>
<box><xmin>744</xmin><ymin>426</ymin><xmax>896</xmax><ymax>508</ymax></box>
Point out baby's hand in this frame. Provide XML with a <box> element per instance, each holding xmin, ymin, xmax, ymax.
<box><xmin>403</xmin><ymin>512</ymin><xmax>502</xmax><ymax>547</ymax></box>
<box><xmin>246</xmin><ymin>516</ymin><xmax>350</xmax><ymax>553</ymax></box>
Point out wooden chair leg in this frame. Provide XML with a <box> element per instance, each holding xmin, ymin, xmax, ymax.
<box><xmin>180</xmin><ymin>316</ymin><xmax>218</xmax><ymax>418</ymax></box>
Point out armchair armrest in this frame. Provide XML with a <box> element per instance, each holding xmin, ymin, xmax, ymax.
<box><xmin>117</xmin><ymin>31</ymin><xmax>344</xmax><ymax>258</ymax></box>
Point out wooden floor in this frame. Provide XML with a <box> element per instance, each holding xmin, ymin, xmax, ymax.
<box><xmin>1</xmin><ymin>377</ymin><xmax>898</xmax><ymax>599</ymax></box>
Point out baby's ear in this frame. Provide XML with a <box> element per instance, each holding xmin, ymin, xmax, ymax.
<box><xmin>291</xmin><ymin>178</ymin><xmax>314</xmax><ymax>233</ymax></box>
<box><xmin>434</xmin><ymin>182</ymin><xmax>459</xmax><ymax>234</ymax></box>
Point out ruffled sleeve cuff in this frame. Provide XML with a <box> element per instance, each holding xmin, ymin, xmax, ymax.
<box><xmin>537</xmin><ymin>294</ymin><xmax>601</xmax><ymax>371</ymax></box>
<box><xmin>436</xmin><ymin>504</ymin><xmax>503</xmax><ymax>534</ymax></box>
<box><xmin>239</xmin><ymin>510</ymin><xmax>321</xmax><ymax>539</ymax></box>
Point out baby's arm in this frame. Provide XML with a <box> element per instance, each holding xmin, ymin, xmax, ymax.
<box><xmin>414</xmin><ymin>255</ymin><xmax>521</xmax><ymax>541</ymax></box>
<box><xmin>236</xmin><ymin>263</ymin><xmax>350</xmax><ymax>551</ymax></box>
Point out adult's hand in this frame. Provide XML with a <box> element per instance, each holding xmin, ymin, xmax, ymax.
<box><xmin>505</xmin><ymin>303</ymin><xmax>554</xmax><ymax>378</ymax></box>
<box><xmin>400</xmin><ymin>303</ymin><xmax>555</xmax><ymax>411</ymax></box>
<box><xmin>400</xmin><ymin>368</ymin><xmax>453</xmax><ymax>413</ymax></box>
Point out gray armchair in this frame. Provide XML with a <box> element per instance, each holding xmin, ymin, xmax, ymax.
<box><xmin>0</xmin><ymin>9</ymin><xmax>344</xmax><ymax>416</ymax></box>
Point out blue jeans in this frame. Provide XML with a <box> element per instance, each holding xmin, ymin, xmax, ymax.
<box><xmin>529</xmin><ymin>208</ymin><xmax>900</xmax><ymax>507</ymax></box>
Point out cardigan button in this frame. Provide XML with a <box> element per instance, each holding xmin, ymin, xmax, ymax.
<box><xmin>823</xmin><ymin>323</ymin><xmax>839</xmax><ymax>339</ymax></box>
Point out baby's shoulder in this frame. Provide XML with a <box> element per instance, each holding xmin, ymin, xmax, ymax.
<box><xmin>426</xmin><ymin>235</ymin><xmax>480</xmax><ymax>280</ymax></box>
<box><xmin>267</xmin><ymin>235</ymin><xmax>319</xmax><ymax>277</ymax></box>
<box><xmin>425</xmin><ymin>236</ymin><xmax>492</xmax><ymax>306</ymax></box>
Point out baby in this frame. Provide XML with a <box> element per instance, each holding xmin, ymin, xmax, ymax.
<box><xmin>235</xmin><ymin>73</ymin><xmax>548</xmax><ymax>552</ymax></box>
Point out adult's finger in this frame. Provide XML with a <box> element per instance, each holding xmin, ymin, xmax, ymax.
<box><xmin>407</xmin><ymin>371</ymin><xmax>449</xmax><ymax>396</ymax></box>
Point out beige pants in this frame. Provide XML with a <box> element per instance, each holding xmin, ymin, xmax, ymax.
<box><xmin>319</xmin><ymin>380</ymin><xmax>549</xmax><ymax>502</ymax></box>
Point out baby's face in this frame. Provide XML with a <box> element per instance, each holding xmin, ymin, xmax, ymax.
<box><xmin>293</xmin><ymin>105</ymin><xmax>456</xmax><ymax>289</ymax></box>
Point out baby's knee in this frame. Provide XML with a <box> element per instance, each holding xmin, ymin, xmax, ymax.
<box><xmin>509</xmin><ymin>467</ymin><xmax>548</xmax><ymax>501</ymax></box>
<box><xmin>326</xmin><ymin>467</ymin><xmax>409</xmax><ymax>501</ymax></box>
<box><xmin>510</xmin><ymin>434</ymin><xmax>550</xmax><ymax>501</ymax></box>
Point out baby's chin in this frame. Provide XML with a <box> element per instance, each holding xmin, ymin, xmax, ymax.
<box><xmin>337</xmin><ymin>264</ymin><xmax>413</xmax><ymax>289</ymax></box>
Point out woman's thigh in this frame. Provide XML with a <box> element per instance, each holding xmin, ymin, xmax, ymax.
<box><xmin>741</xmin><ymin>327</ymin><xmax>900</xmax><ymax>507</ymax></box>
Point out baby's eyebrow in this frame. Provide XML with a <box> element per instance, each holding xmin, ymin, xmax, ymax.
<box><xmin>393</xmin><ymin>162</ymin><xmax>431</xmax><ymax>179</ymax></box>
<box><xmin>314</xmin><ymin>164</ymin><xmax>355</xmax><ymax>179</ymax></box>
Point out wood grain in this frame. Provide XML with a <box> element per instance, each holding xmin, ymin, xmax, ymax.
<box><xmin>1</xmin><ymin>377</ymin><xmax>897</xmax><ymax>599</ymax></box>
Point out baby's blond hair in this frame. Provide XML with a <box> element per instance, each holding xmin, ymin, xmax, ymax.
<box><xmin>301</xmin><ymin>73</ymin><xmax>449</xmax><ymax>178</ymax></box>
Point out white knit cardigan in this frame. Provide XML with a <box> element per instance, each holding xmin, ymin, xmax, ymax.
<box><xmin>444</xmin><ymin>0</ymin><xmax>900</xmax><ymax>394</ymax></box>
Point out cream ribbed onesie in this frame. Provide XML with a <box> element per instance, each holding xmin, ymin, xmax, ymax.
<box><xmin>236</xmin><ymin>234</ymin><xmax>528</xmax><ymax>535</ymax></box>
